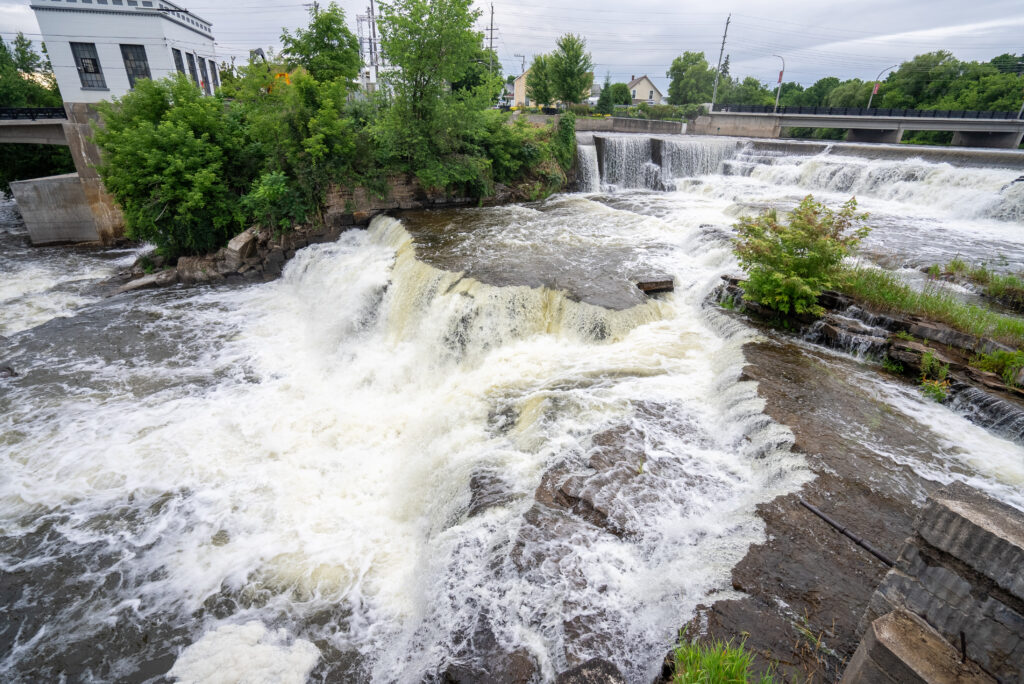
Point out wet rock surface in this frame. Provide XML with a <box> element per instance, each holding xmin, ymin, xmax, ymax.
<box><xmin>688</xmin><ymin>339</ymin><xmax>945</xmax><ymax>682</ymax></box>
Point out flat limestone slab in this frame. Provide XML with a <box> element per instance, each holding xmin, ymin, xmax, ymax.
<box><xmin>842</xmin><ymin>610</ymin><xmax>994</xmax><ymax>684</ymax></box>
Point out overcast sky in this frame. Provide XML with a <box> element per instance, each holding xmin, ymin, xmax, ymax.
<box><xmin>3</xmin><ymin>0</ymin><xmax>1023</xmax><ymax>93</ymax></box>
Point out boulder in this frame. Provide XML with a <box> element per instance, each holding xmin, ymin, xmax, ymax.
<box><xmin>116</xmin><ymin>269</ymin><xmax>178</xmax><ymax>293</ymax></box>
<box><xmin>555</xmin><ymin>658</ymin><xmax>626</xmax><ymax>684</ymax></box>
<box><xmin>176</xmin><ymin>256</ymin><xmax>224</xmax><ymax>285</ymax></box>
<box><xmin>0</xmin><ymin>365</ymin><xmax>17</xmax><ymax>378</ymax></box>
<box><xmin>224</xmin><ymin>230</ymin><xmax>257</xmax><ymax>270</ymax></box>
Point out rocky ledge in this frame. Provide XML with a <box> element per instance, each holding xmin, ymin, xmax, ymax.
<box><xmin>113</xmin><ymin>222</ymin><xmax>361</xmax><ymax>294</ymax></box>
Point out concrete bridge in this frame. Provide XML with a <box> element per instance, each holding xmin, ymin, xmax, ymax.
<box><xmin>692</xmin><ymin>110</ymin><xmax>1024</xmax><ymax>149</ymax></box>
<box><xmin>0</xmin><ymin>105</ymin><xmax>123</xmax><ymax>244</ymax></box>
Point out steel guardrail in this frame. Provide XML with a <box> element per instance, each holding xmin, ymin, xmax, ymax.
<box><xmin>0</xmin><ymin>107</ymin><xmax>68</xmax><ymax>121</ymax></box>
<box><xmin>713</xmin><ymin>104</ymin><xmax>1021</xmax><ymax>120</ymax></box>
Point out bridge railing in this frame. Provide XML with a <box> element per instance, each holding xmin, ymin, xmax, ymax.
<box><xmin>0</xmin><ymin>107</ymin><xmax>68</xmax><ymax>121</ymax></box>
<box><xmin>713</xmin><ymin>104</ymin><xmax>1022</xmax><ymax>120</ymax></box>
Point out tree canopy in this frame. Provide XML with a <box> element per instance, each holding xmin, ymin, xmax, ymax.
<box><xmin>527</xmin><ymin>54</ymin><xmax>555</xmax><ymax>107</ymax></box>
<box><xmin>280</xmin><ymin>2</ymin><xmax>361</xmax><ymax>83</ymax></box>
<box><xmin>550</xmin><ymin>33</ymin><xmax>593</xmax><ymax>104</ymax></box>
<box><xmin>666</xmin><ymin>52</ymin><xmax>716</xmax><ymax>105</ymax></box>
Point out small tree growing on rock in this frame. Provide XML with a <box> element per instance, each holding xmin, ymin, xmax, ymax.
<box><xmin>734</xmin><ymin>195</ymin><xmax>870</xmax><ymax>315</ymax></box>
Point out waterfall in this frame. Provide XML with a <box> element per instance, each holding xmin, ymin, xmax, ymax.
<box><xmin>594</xmin><ymin>136</ymin><xmax>741</xmax><ymax>190</ymax></box>
<box><xmin>576</xmin><ymin>144</ymin><xmax>600</xmax><ymax>192</ymax></box>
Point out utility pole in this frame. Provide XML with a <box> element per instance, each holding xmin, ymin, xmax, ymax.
<box><xmin>486</xmin><ymin>3</ymin><xmax>495</xmax><ymax>74</ymax></box>
<box><xmin>514</xmin><ymin>53</ymin><xmax>526</xmax><ymax>74</ymax></box>
<box><xmin>710</xmin><ymin>13</ymin><xmax>730</xmax><ymax>111</ymax></box>
<box><xmin>772</xmin><ymin>55</ymin><xmax>785</xmax><ymax>113</ymax></box>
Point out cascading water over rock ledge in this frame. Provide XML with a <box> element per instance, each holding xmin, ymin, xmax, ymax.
<box><xmin>2</xmin><ymin>135</ymin><xmax>1024</xmax><ymax>683</ymax></box>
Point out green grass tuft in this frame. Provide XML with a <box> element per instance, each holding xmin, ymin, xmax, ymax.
<box><xmin>673</xmin><ymin>639</ymin><xmax>776</xmax><ymax>684</ymax></box>
<box><xmin>840</xmin><ymin>267</ymin><xmax>1024</xmax><ymax>349</ymax></box>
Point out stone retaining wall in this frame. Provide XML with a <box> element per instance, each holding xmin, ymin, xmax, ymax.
<box><xmin>852</xmin><ymin>483</ymin><xmax>1024</xmax><ymax>682</ymax></box>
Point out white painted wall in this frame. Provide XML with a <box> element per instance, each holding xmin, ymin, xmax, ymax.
<box><xmin>30</xmin><ymin>0</ymin><xmax>217</xmax><ymax>104</ymax></box>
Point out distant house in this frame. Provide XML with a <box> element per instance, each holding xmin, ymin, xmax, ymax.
<box><xmin>513</xmin><ymin>70</ymin><xmax>530</xmax><ymax>107</ymax></box>
<box><xmin>30</xmin><ymin>0</ymin><xmax>218</xmax><ymax>104</ymax></box>
<box><xmin>627</xmin><ymin>75</ymin><xmax>663</xmax><ymax>105</ymax></box>
<box><xmin>512</xmin><ymin>69</ymin><xmax>595</xmax><ymax>108</ymax></box>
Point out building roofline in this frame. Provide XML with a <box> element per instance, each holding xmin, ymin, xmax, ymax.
<box><xmin>30</xmin><ymin>2</ymin><xmax>214</xmax><ymax>41</ymax></box>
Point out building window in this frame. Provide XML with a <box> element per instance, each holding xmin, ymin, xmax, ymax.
<box><xmin>649</xmin><ymin>90</ymin><xmax>654</xmax><ymax>99</ymax></box>
<box><xmin>631</xmin><ymin>89</ymin><xmax>636</xmax><ymax>98</ymax></box>
<box><xmin>70</xmin><ymin>42</ymin><xmax>106</xmax><ymax>89</ymax></box>
<box><xmin>172</xmin><ymin>48</ymin><xmax>185</xmax><ymax>74</ymax></box>
<box><xmin>120</xmin><ymin>44</ymin><xmax>151</xmax><ymax>88</ymax></box>
<box><xmin>185</xmin><ymin>52</ymin><xmax>200</xmax><ymax>88</ymax></box>
<box><xmin>197</xmin><ymin>58</ymin><xmax>211</xmax><ymax>95</ymax></box>
<box><xmin>208</xmin><ymin>59</ymin><xmax>219</xmax><ymax>89</ymax></box>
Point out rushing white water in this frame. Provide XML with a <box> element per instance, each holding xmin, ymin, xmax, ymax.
<box><xmin>576</xmin><ymin>144</ymin><xmax>600</xmax><ymax>193</ymax></box>
<box><xmin>3</xmin><ymin>136</ymin><xmax>1024</xmax><ymax>683</ymax></box>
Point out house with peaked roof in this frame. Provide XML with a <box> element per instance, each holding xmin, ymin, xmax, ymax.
<box><xmin>627</xmin><ymin>75</ymin><xmax>663</xmax><ymax>105</ymax></box>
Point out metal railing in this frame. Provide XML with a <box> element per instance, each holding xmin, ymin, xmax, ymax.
<box><xmin>713</xmin><ymin>104</ymin><xmax>1022</xmax><ymax>120</ymax></box>
<box><xmin>0</xmin><ymin>107</ymin><xmax>68</xmax><ymax>121</ymax></box>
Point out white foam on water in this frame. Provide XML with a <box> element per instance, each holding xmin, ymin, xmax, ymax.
<box><xmin>169</xmin><ymin>621</ymin><xmax>320</xmax><ymax>684</ymax></box>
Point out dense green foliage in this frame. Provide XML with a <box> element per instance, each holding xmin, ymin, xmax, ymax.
<box><xmin>550</xmin><ymin>34</ymin><xmax>593</xmax><ymax>104</ymax></box>
<box><xmin>94</xmin><ymin>76</ymin><xmax>250</xmax><ymax>254</ymax></box>
<box><xmin>607</xmin><ymin>83</ymin><xmax>633</xmax><ymax>106</ymax></box>
<box><xmin>667</xmin><ymin>52</ymin><xmax>717</xmax><ymax>105</ymax></box>
<box><xmin>672</xmin><ymin>639</ymin><xmax>776</xmax><ymax>684</ymax></box>
<box><xmin>734</xmin><ymin>196</ymin><xmax>870</xmax><ymax>315</ymax></box>
<box><xmin>280</xmin><ymin>2</ymin><xmax>361</xmax><ymax>83</ymax></box>
<box><xmin>93</xmin><ymin>0</ymin><xmax>574</xmax><ymax>256</ymax></box>
<box><xmin>595</xmin><ymin>74</ymin><xmax>614</xmax><ymax>114</ymax></box>
<box><xmin>527</xmin><ymin>54</ymin><xmax>555</xmax><ymax>107</ymax></box>
<box><xmin>528</xmin><ymin>34</ymin><xmax>594</xmax><ymax>106</ymax></box>
<box><xmin>0</xmin><ymin>34</ymin><xmax>75</xmax><ymax>196</ymax></box>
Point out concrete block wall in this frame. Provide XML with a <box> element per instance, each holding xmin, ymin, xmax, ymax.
<box><xmin>856</xmin><ymin>482</ymin><xmax>1024</xmax><ymax>682</ymax></box>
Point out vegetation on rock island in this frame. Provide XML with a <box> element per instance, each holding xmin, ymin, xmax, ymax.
<box><xmin>92</xmin><ymin>0</ymin><xmax>576</xmax><ymax>257</ymax></box>
<box><xmin>734</xmin><ymin>195</ymin><xmax>870</xmax><ymax>316</ymax></box>
<box><xmin>0</xmin><ymin>34</ymin><xmax>75</xmax><ymax>196</ymax></box>
<box><xmin>733</xmin><ymin>197</ymin><xmax>1024</xmax><ymax>350</ymax></box>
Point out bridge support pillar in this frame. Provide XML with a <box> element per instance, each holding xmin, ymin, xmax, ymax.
<box><xmin>951</xmin><ymin>129</ymin><xmax>1024</xmax><ymax>149</ymax></box>
<box><xmin>61</xmin><ymin>103</ymin><xmax>124</xmax><ymax>243</ymax></box>
<box><xmin>845</xmin><ymin>128</ymin><xmax>903</xmax><ymax>144</ymax></box>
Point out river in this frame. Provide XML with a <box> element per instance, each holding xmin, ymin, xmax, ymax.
<box><xmin>1</xmin><ymin>136</ymin><xmax>1023</xmax><ymax>683</ymax></box>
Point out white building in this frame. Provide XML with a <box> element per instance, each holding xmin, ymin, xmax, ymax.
<box><xmin>30</xmin><ymin>0</ymin><xmax>219</xmax><ymax>104</ymax></box>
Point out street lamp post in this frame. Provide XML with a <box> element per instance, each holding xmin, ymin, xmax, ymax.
<box><xmin>772</xmin><ymin>55</ymin><xmax>785</xmax><ymax>113</ymax></box>
<box><xmin>866</xmin><ymin>64</ymin><xmax>898</xmax><ymax>110</ymax></box>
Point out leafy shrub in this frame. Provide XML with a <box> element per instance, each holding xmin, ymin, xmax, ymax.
<box><xmin>734</xmin><ymin>195</ymin><xmax>870</xmax><ymax>315</ymax></box>
<box><xmin>94</xmin><ymin>76</ymin><xmax>250</xmax><ymax>256</ymax></box>
<box><xmin>973</xmin><ymin>350</ymin><xmax>1024</xmax><ymax>386</ymax></box>
<box><xmin>920</xmin><ymin>350</ymin><xmax>949</xmax><ymax>381</ymax></box>
<box><xmin>882</xmin><ymin>356</ymin><xmax>904</xmax><ymax>373</ymax></box>
<box><xmin>673</xmin><ymin>639</ymin><xmax>776</xmax><ymax>684</ymax></box>
<box><xmin>920</xmin><ymin>378</ymin><xmax>951</xmax><ymax>402</ymax></box>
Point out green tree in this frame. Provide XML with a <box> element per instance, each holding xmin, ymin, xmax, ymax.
<box><xmin>11</xmin><ymin>33</ymin><xmax>45</xmax><ymax>73</ymax></box>
<box><xmin>666</xmin><ymin>51</ymin><xmax>716</xmax><ymax>105</ymax></box>
<box><xmin>720</xmin><ymin>76</ymin><xmax>773</xmax><ymax>106</ymax></box>
<box><xmin>451</xmin><ymin>45</ymin><xmax>501</xmax><ymax>93</ymax></box>
<box><xmin>608</xmin><ymin>82</ymin><xmax>632</xmax><ymax>105</ymax></box>
<box><xmin>94</xmin><ymin>76</ymin><xmax>250</xmax><ymax>256</ymax></box>
<box><xmin>549</xmin><ymin>33</ymin><xmax>593</xmax><ymax>104</ymax></box>
<box><xmin>825</xmin><ymin>79</ymin><xmax>869</xmax><ymax>107</ymax></box>
<box><xmin>280</xmin><ymin>1</ymin><xmax>361</xmax><ymax>83</ymax></box>
<box><xmin>376</xmin><ymin>0</ymin><xmax>499</xmax><ymax>192</ymax></box>
<box><xmin>595</xmin><ymin>72</ymin><xmax>614</xmax><ymax>114</ymax></box>
<box><xmin>0</xmin><ymin>35</ymin><xmax>73</xmax><ymax>196</ymax></box>
<box><xmin>734</xmin><ymin>196</ymin><xmax>870</xmax><ymax>316</ymax></box>
<box><xmin>527</xmin><ymin>54</ymin><xmax>555</xmax><ymax>107</ymax></box>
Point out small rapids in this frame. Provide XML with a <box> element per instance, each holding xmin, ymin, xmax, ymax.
<box><xmin>3</xmin><ymin>135</ymin><xmax>1024</xmax><ymax>683</ymax></box>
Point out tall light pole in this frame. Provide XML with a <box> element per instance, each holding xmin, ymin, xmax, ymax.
<box><xmin>710</xmin><ymin>14</ymin><xmax>730</xmax><ymax>111</ymax></box>
<box><xmin>866</xmin><ymin>64</ymin><xmax>898</xmax><ymax>110</ymax></box>
<box><xmin>772</xmin><ymin>55</ymin><xmax>785</xmax><ymax>113</ymax></box>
